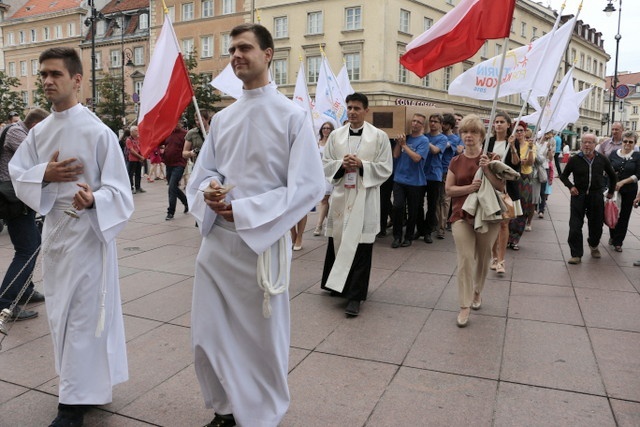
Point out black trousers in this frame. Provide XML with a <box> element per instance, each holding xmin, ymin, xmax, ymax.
<box><xmin>610</xmin><ymin>188</ymin><xmax>636</xmax><ymax>247</ymax></box>
<box><xmin>417</xmin><ymin>180</ymin><xmax>441</xmax><ymax>236</ymax></box>
<box><xmin>568</xmin><ymin>193</ymin><xmax>605</xmax><ymax>258</ymax></box>
<box><xmin>379</xmin><ymin>174</ymin><xmax>394</xmax><ymax>230</ymax></box>
<box><xmin>321</xmin><ymin>238</ymin><xmax>373</xmax><ymax>301</ymax></box>
<box><xmin>392</xmin><ymin>182</ymin><xmax>422</xmax><ymax>240</ymax></box>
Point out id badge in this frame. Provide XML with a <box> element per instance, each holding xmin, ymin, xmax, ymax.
<box><xmin>345</xmin><ymin>169</ymin><xmax>357</xmax><ymax>188</ymax></box>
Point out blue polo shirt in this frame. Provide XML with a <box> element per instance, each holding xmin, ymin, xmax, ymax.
<box><xmin>394</xmin><ymin>134</ymin><xmax>429</xmax><ymax>186</ymax></box>
<box><xmin>424</xmin><ymin>132</ymin><xmax>449</xmax><ymax>182</ymax></box>
<box><xmin>442</xmin><ymin>133</ymin><xmax>462</xmax><ymax>171</ymax></box>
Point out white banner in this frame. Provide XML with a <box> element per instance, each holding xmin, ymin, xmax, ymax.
<box><xmin>448</xmin><ymin>16</ymin><xmax>576</xmax><ymax>100</ymax></box>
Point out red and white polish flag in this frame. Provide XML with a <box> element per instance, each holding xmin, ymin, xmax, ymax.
<box><xmin>138</xmin><ymin>15</ymin><xmax>194</xmax><ymax>157</ymax></box>
<box><xmin>400</xmin><ymin>0</ymin><xmax>516</xmax><ymax>78</ymax></box>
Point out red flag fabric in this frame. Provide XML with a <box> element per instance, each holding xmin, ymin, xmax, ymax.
<box><xmin>138</xmin><ymin>16</ymin><xmax>194</xmax><ymax>158</ymax></box>
<box><xmin>400</xmin><ymin>0</ymin><xmax>516</xmax><ymax>78</ymax></box>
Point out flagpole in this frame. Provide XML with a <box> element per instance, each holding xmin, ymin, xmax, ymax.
<box><xmin>532</xmin><ymin>1</ymin><xmax>582</xmax><ymax>138</ymax></box>
<box><xmin>483</xmin><ymin>37</ymin><xmax>511</xmax><ymax>155</ymax></box>
<box><xmin>512</xmin><ymin>2</ymin><xmax>566</xmax><ymax>135</ymax></box>
<box><xmin>299</xmin><ymin>56</ymin><xmax>315</xmax><ymax>131</ymax></box>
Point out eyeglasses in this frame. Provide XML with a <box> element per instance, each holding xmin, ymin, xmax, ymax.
<box><xmin>623</xmin><ymin>140</ymin><xmax>635</xmax><ymax>144</ymax></box>
<box><xmin>515</xmin><ymin>129</ymin><xmax>524</xmax><ymax>133</ymax></box>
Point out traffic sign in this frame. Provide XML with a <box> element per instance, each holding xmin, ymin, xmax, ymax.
<box><xmin>615</xmin><ymin>84</ymin><xmax>630</xmax><ymax>99</ymax></box>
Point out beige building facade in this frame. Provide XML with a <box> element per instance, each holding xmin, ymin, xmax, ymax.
<box><xmin>1</xmin><ymin>0</ymin><xmax>610</xmax><ymax>138</ymax></box>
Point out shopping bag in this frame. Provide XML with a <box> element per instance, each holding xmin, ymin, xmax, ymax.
<box><xmin>604</xmin><ymin>199</ymin><xmax>619</xmax><ymax>229</ymax></box>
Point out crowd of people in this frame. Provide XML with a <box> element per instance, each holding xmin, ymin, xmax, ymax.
<box><xmin>1</xmin><ymin>23</ymin><xmax>640</xmax><ymax>427</ymax></box>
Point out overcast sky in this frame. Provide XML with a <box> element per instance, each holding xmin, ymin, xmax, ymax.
<box><xmin>545</xmin><ymin>0</ymin><xmax>640</xmax><ymax>76</ymax></box>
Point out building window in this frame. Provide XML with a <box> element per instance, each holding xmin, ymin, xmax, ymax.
<box><xmin>22</xmin><ymin>91</ymin><xmax>29</xmax><ymax>106</ymax></box>
<box><xmin>183</xmin><ymin>39</ymin><xmax>195</xmax><ymax>57</ymax></box>
<box><xmin>95</xmin><ymin>51</ymin><xmax>102</xmax><ymax>70</ymax></box>
<box><xmin>444</xmin><ymin>66</ymin><xmax>453</xmax><ymax>90</ymax></box>
<box><xmin>8</xmin><ymin>62</ymin><xmax>16</xmax><ymax>77</ymax></box>
<box><xmin>20</xmin><ymin>61</ymin><xmax>27</xmax><ymax>76</ymax></box>
<box><xmin>7</xmin><ymin>32</ymin><xmax>14</xmax><ymax>45</ymax></box>
<box><xmin>570</xmin><ymin>48</ymin><xmax>576</xmax><ymax>64</ymax></box>
<box><xmin>586</xmin><ymin>56</ymin><xmax>591</xmax><ymax>72</ymax></box>
<box><xmin>345</xmin><ymin>52</ymin><xmax>361</xmax><ymax>81</ymax></box>
<box><xmin>134</xmin><ymin>81</ymin><xmax>144</xmax><ymax>96</ymax></box>
<box><xmin>400</xmin><ymin>9</ymin><xmax>410</xmax><ymax>33</ymax></box>
<box><xmin>31</xmin><ymin>29</ymin><xmax>37</xmax><ymax>42</ymax></box>
<box><xmin>166</xmin><ymin>6</ymin><xmax>175</xmax><ymax>22</ymax></box>
<box><xmin>182</xmin><ymin>3</ymin><xmax>194</xmax><ymax>21</ymax></box>
<box><xmin>97</xmin><ymin>20</ymin><xmax>106</xmax><ymax>36</ymax></box>
<box><xmin>139</xmin><ymin>14</ymin><xmax>149</xmax><ymax>29</ymax></box>
<box><xmin>579</xmin><ymin>53</ymin><xmax>585</xmax><ymax>69</ymax></box>
<box><xmin>42</xmin><ymin>27</ymin><xmax>50</xmax><ymax>40</ymax></box>
<box><xmin>19</xmin><ymin>31</ymin><xmax>25</xmax><ymax>44</ymax></box>
<box><xmin>481</xmin><ymin>40</ymin><xmax>488</xmax><ymax>57</ymax></box>
<box><xmin>274</xmin><ymin>16</ymin><xmax>288</xmax><ymax>39</ymax></box>
<box><xmin>307</xmin><ymin>11</ymin><xmax>323</xmax><ymax>35</ymax></box>
<box><xmin>511</xmin><ymin>17</ymin><xmax>515</xmax><ymax>33</ymax></box>
<box><xmin>307</xmin><ymin>56</ymin><xmax>321</xmax><ymax>84</ymax></box>
<box><xmin>422</xmin><ymin>75</ymin><xmax>430</xmax><ymax>87</ymax></box>
<box><xmin>221</xmin><ymin>34</ymin><xmax>231</xmax><ymax>55</ymax></box>
<box><xmin>110</xmin><ymin>50</ymin><xmax>121</xmax><ymax>68</ymax></box>
<box><xmin>495</xmin><ymin>43</ymin><xmax>502</xmax><ymax>56</ymax></box>
<box><xmin>134</xmin><ymin>47</ymin><xmax>144</xmax><ymax>65</ymax></box>
<box><xmin>633</xmin><ymin>106</ymin><xmax>638</xmax><ymax>115</ymax></box>
<box><xmin>398</xmin><ymin>56</ymin><xmax>407</xmax><ymax>83</ymax></box>
<box><xmin>345</xmin><ymin>7</ymin><xmax>362</xmax><ymax>30</ymax></box>
<box><xmin>68</xmin><ymin>22</ymin><xmax>76</xmax><ymax>37</ymax></box>
<box><xmin>202</xmin><ymin>0</ymin><xmax>213</xmax><ymax>18</ymax></box>
<box><xmin>532</xmin><ymin>27</ymin><xmax>537</xmax><ymax>39</ymax></box>
<box><xmin>272</xmin><ymin>59</ymin><xmax>287</xmax><ymax>85</ymax></box>
<box><xmin>31</xmin><ymin>59</ymin><xmax>39</xmax><ymax>75</ymax></box>
<box><xmin>201</xmin><ymin>36</ymin><xmax>213</xmax><ymax>58</ymax></box>
<box><xmin>424</xmin><ymin>17</ymin><xmax>433</xmax><ymax>31</ymax></box>
<box><xmin>55</xmin><ymin>25</ymin><xmax>62</xmax><ymax>39</ymax></box>
<box><xmin>222</xmin><ymin>0</ymin><xmax>235</xmax><ymax>15</ymax></box>
<box><xmin>632</xmin><ymin>121</ymin><xmax>638</xmax><ymax>131</ymax></box>
<box><xmin>520</xmin><ymin>22</ymin><xmax>526</xmax><ymax>37</ymax></box>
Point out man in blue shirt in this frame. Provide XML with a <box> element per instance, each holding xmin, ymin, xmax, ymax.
<box><xmin>418</xmin><ymin>113</ymin><xmax>449</xmax><ymax>243</ymax></box>
<box><xmin>436</xmin><ymin>113</ymin><xmax>463</xmax><ymax>239</ymax></box>
<box><xmin>391</xmin><ymin>114</ymin><xmax>430</xmax><ymax>248</ymax></box>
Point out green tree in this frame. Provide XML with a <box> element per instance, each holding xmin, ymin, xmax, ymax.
<box><xmin>32</xmin><ymin>78</ymin><xmax>52</xmax><ymax>111</ymax></box>
<box><xmin>183</xmin><ymin>49</ymin><xmax>220</xmax><ymax>129</ymax></box>
<box><xmin>95</xmin><ymin>73</ymin><xmax>129</xmax><ymax>133</ymax></box>
<box><xmin>0</xmin><ymin>71</ymin><xmax>26</xmax><ymax>122</ymax></box>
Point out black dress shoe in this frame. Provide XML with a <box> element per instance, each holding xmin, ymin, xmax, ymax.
<box><xmin>49</xmin><ymin>404</ymin><xmax>85</xmax><ymax>427</ymax></box>
<box><xmin>345</xmin><ymin>300</ymin><xmax>360</xmax><ymax>317</ymax></box>
<box><xmin>401</xmin><ymin>239</ymin><xmax>412</xmax><ymax>247</ymax></box>
<box><xmin>424</xmin><ymin>233</ymin><xmax>433</xmax><ymax>243</ymax></box>
<box><xmin>205</xmin><ymin>413</ymin><xmax>236</xmax><ymax>427</ymax></box>
<box><xmin>184</xmin><ymin>205</ymin><xmax>189</xmax><ymax>214</ymax></box>
<box><xmin>391</xmin><ymin>238</ymin><xmax>401</xmax><ymax>248</ymax></box>
<box><xmin>376</xmin><ymin>230</ymin><xmax>387</xmax><ymax>238</ymax></box>
<box><xmin>19</xmin><ymin>290</ymin><xmax>45</xmax><ymax>304</ymax></box>
<box><xmin>165</xmin><ymin>213</ymin><xmax>174</xmax><ymax>220</ymax></box>
<box><xmin>10</xmin><ymin>309</ymin><xmax>38</xmax><ymax>321</ymax></box>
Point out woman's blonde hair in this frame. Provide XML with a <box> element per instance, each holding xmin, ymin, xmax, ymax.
<box><xmin>458</xmin><ymin>114</ymin><xmax>486</xmax><ymax>140</ymax></box>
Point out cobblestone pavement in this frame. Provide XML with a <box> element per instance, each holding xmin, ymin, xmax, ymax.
<box><xmin>1</xmin><ymin>179</ymin><xmax>639</xmax><ymax>426</ymax></box>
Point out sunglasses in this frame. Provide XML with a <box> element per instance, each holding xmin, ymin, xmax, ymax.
<box><xmin>321</xmin><ymin>127</ymin><xmax>332</xmax><ymax>130</ymax></box>
<box><xmin>515</xmin><ymin>129</ymin><xmax>524</xmax><ymax>132</ymax></box>
<box><xmin>623</xmin><ymin>140</ymin><xmax>635</xmax><ymax>144</ymax></box>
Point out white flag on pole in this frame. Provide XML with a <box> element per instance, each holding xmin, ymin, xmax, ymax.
<box><xmin>293</xmin><ymin>61</ymin><xmax>325</xmax><ymax>133</ymax></box>
<box><xmin>448</xmin><ymin>16</ymin><xmax>576</xmax><ymax>100</ymax></box>
<box><xmin>336</xmin><ymin>64</ymin><xmax>355</xmax><ymax>99</ymax></box>
<box><xmin>210</xmin><ymin>63</ymin><xmax>243</xmax><ymax>99</ymax></box>
<box><xmin>315</xmin><ymin>57</ymin><xmax>347</xmax><ymax>127</ymax></box>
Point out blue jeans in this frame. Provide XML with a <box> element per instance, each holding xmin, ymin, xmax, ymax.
<box><xmin>0</xmin><ymin>210</ymin><xmax>40</xmax><ymax>310</ymax></box>
<box><xmin>166</xmin><ymin>165</ymin><xmax>187</xmax><ymax>215</ymax></box>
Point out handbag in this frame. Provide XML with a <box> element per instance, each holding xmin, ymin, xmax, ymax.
<box><xmin>497</xmin><ymin>191</ymin><xmax>516</xmax><ymax>219</ymax></box>
<box><xmin>534</xmin><ymin>158</ymin><xmax>548</xmax><ymax>183</ymax></box>
<box><xmin>604</xmin><ymin>199</ymin><xmax>619</xmax><ymax>229</ymax></box>
<box><xmin>0</xmin><ymin>180</ymin><xmax>26</xmax><ymax>220</ymax></box>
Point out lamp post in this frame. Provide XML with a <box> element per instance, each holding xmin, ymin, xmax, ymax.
<box><xmin>84</xmin><ymin>0</ymin><xmax>102</xmax><ymax>111</ymax></box>
<box><xmin>604</xmin><ymin>0</ymin><xmax>622</xmax><ymax>135</ymax></box>
<box><xmin>115</xmin><ymin>15</ymin><xmax>134</xmax><ymax>125</ymax></box>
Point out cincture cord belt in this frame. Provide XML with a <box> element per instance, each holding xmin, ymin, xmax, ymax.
<box><xmin>256</xmin><ymin>235</ymin><xmax>290</xmax><ymax>318</ymax></box>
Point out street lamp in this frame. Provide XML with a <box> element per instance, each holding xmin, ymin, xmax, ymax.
<box><xmin>84</xmin><ymin>0</ymin><xmax>103</xmax><ymax>111</ymax></box>
<box><xmin>604</xmin><ymin>0</ymin><xmax>622</xmax><ymax>135</ymax></box>
<box><xmin>114</xmin><ymin>16</ymin><xmax>134</xmax><ymax>125</ymax></box>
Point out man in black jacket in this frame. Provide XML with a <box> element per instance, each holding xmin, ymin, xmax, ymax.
<box><xmin>560</xmin><ymin>133</ymin><xmax>617</xmax><ymax>264</ymax></box>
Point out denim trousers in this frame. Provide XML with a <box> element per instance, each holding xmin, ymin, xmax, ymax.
<box><xmin>0</xmin><ymin>210</ymin><xmax>40</xmax><ymax>310</ymax></box>
<box><xmin>166</xmin><ymin>165</ymin><xmax>187</xmax><ymax>215</ymax></box>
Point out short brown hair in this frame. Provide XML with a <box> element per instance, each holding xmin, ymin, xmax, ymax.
<box><xmin>39</xmin><ymin>47</ymin><xmax>83</xmax><ymax>77</ymax></box>
<box><xmin>458</xmin><ymin>114</ymin><xmax>486</xmax><ymax>140</ymax></box>
<box><xmin>24</xmin><ymin>108</ymin><xmax>49</xmax><ymax>128</ymax></box>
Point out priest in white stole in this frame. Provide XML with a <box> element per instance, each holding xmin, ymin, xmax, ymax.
<box><xmin>186</xmin><ymin>24</ymin><xmax>325</xmax><ymax>427</ymax></box>
<box><xmin>321</xmin><ymin>93</ymin><xmax>393</xmax><ymax>317</ymax></box>
<box><xmin>9</xmin><ymin>47</ymin><xmax>133</xmax><ymax>427</ymax></box>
